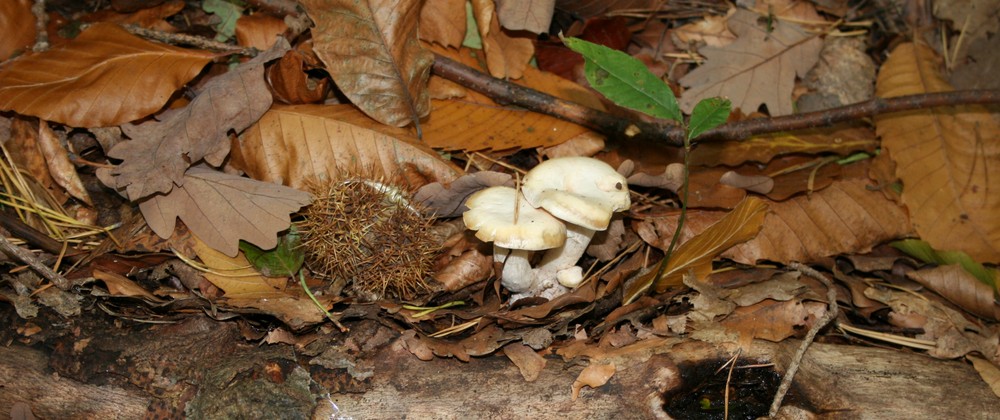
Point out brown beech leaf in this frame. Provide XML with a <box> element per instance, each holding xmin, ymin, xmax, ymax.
<box><xmin>0</xmin><ymin>0</ymin><xmax>35</xmax><ymax>61</ymax></box>
<box><xmin>99</xmin><ymin>39</ymin><xmax>289</xmax><ymax>201</ymax></box>
<box><xmin>80</xmin><ymin>0</ymin><xmax>184</xmax><ymax>33</ymax></box>
<box><xmin>721</xmin><ymin>299</ymin><xmax>827</xmax><ymax>342</ymax></box>
<box><xmin>653</xmin><ymin>196</ymin><xmax>768</xmax><ymax>292</ymax></box>
<box><xmin>232</xmin><ymin>104</ymin><xmax>461</xmax><ymax>190</ymax></box>
<box><xmin>471</xmin><ymin>0</ymin><xmax>534</xmax><ymax>79</ymax></box>
<box><xmin>37</xmin><ymin>121</ymin><xmax>92</xmax><ymax>205</ymax></box>
<box><xmin>418</xmin><ymin>0</ymin><xmax>466</xmax><ymax>48</ymax></box>
<box><xmin>907</xmin><ymin>265</ymin><xmax>1000</xmax><ymax>321</ymax></box>
<box><xmin>138</xmin><ymin>166</ymin><xmax>312</xmax><ymax>257</ymax></box>
<box><xmin>302</xmin><ymin>0</ymin><xmax>432</xmax><ymax>128</ymax></box>
<box><xmin>875</xmin><ymin>42</ymin><xmax>1000</xmax><ymax>262</ymax></box>
<box><xmin>679</xmin><ymin>9</ymin><xmax>822</xmax><ymax>116</ymax></box>
<box><xmin>267</xmin><ymin>45</ymin><xmax>330</xmax><ymax>105</ymax></box>
<box><xmin>0</xmin><ymin>23</ymin><xmax>214</xmax><ymax>127</ymax></box>
<box><xmin>496</xmin><ymin>0</ymin><xmax>555</xmax><ymax>34</ymax></box>
<box><xmin>719</xmin><ymin>171</ymin><xmax>774</xmax><ymax>194</ymax></box>
<box><xmin>234</xmin><ymin>13</ymin><xmax>288</xmax><ymax>50</ymax></box>
<box><xmin>503</xmin><ymin>342</ymin><xmax>546</xmax><ymax>382</ymax></box>
<box><xmin>571</xmin><ymin>362</ymin><xmax>616</xmax><ymax>401</ymax></box>
<box><xmin>6</xmin><ymin>117</ymin><xmax>66</xmax><ymax>204</ymax></box>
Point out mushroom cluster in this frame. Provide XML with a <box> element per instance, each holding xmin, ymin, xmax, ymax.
<box><xmin>463</xmin><ymin>157</ymin><xmax>631</xmax><ymax>301</ymax></box>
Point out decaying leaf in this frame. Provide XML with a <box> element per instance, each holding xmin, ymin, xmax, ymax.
<box><xmin>503</xmin><ymin>342</ymin><xmax>546</xmax><ymax>382</ymax></box>
<box><xmin>139</xmin><ymin>166</ymin><xmax>312</xmax><ymax>257</ymax></box>
<box><xmin>654</xmin><ymin>196</ymin><xmax>769</xmax><ymax>292</ymax></box>
<box><xmin>968</xmin><ymin>356</ymin><xmax>1000</xmax><ymax>398</ymax></box>
<box><xmin>418</xmin><ymin>0</ymin><xmax>466</xmax><ymax>48</ymax></box>
<box><xmin>232</xmin><ymin>104</ymin><xmax>461</xmax><ymax>190</ymax></box>
<box><xmin>679</xmin><ymin>9</ymin><xmax>822</xmax><ymax>116</ymax></box>
<box><xmin>906</xmin><ymin>265</ymin><xmax>1000</xmax><ymax>321</ymax></box>
<box><xmin>720</xmin><ymin>299</ymin><xmax>826</xmax><ymax>342</ymax></box>
<box><xmin>875</xmin><ymin>42</ymin><xmax>1000</xmax><ymax>263</ymax></box>
<box><xmin>471</xmin><ymin>0</ymin><xmax>534</xmax><ymax>79</ymax></box>
<box><xmin>571</xmin><ymin>362</ymin><xmax>616</xmax><ymax>401</ymax></box>
<box><xmin>0</xmin><ymin>23</ymin><xmax>215</xmax><ymax>127</ymax></box>
<box><xmin>99</xmin><ymin>39</ymin><xmax>290</xmax><ymax>201</ymax></box>
<box><xmin>302</xmin><ymin>0</ymin><xmax>433</xmax><ymax>127</ymax></box>
<box><xmin>37</xmin><ymin>121</ymin><xmax>92</xmax><ymax>205</ymax></box>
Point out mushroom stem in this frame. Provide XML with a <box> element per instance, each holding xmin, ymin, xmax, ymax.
<box><xmin>495</xmin><ymin>246</ymin><xmax>535</xmax><ymax>293</ymax></box>
<box><xmin>533</xmin><ymin>223</ymin><xmax>595</xmax><ymax>285</ymax></box>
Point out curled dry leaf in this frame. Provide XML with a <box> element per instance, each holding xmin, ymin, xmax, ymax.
<box><xmin>571</xmin><ymin>362</ymin><xmax>616</xmax><ymax>401</ymax></box>
<box><xmin>968</xmin><ymin>356</ymin><xmax>1000</xmax><ymax>397</ymax></box>
<box><xmin>418</xmin><ymin>0</ymin><xmax>466</xmax><ymax>48</ymax></box>
<box><xmin>100</xmin><ymin>39</ymin><xmax>290</xmax><ymax>200</ymax></box>
<box><xmin>0</xmin><ymin>23</ymin><xmax>215</xmax><ymax>127</ymax></box>
<box><xmin>433</xmin><ymin>248</ymin><xmax>493</xmax><ymax>292</ymax></box>
<box><xmin>875</xmin><ymin>42</ymin><xmax>1000</xmax><ymax>263</ymax></box>
<box><xmin>232</xmin><ymin>104</ymin><xmax>461</xmax><ymax>190</ymax></box>
<box><xmin>471</xmin><ymin>0</ymin><xmax>534</xmax><ymax>79</ymax></box>
<box><xmin>37</xmin><ymin>121</ymin><xmax>92</xmax><ymax>205</ymax></box>
<box><xmin>679</xmin><ymin>9</ymin><xmax>822</xmax><ymax>116</ymax></box>
<box><xmin>906</xmin><ymin>265</ymin><xmax>1000</xmax><ymax>321</ymax></box>
<box><xmin>302</xmin><ymin>0</ymin><xmax>432</xmax><ymax>128</ymax></box>
<box><xmin>503</xmin><ymin>342</ymin><xmax>547</xmax><ymax>382</ymax></box>
<box><xmin>139</xmin><ymin>166</ymin><xmax>312</xmax><ymax>257</ymax></box>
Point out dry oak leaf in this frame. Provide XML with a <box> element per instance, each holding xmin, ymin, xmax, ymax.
<box><xmin>679</xmin><ymin>9</ymin><xmax>822</xmax><ymax>116</ymax></box>
<box><xmin>139</xmin><ymin>166</ymin><xmax>312</xmax><ymax>257</ymax></box>
<box><xmin>418</xmin><ymin>0</ymin><xmax>466</xmax><ymax>48</ymax></box>
<box><xmin>496</xmin><ymin>0</ymin><xmax>555</xmax><ymax>34</ymax></box>
<box><xmin>99</xmin><ymin>39</ymin><xmax>290</xmax><ymax>201</ymax></box>
<box><xmin>471</xmin><ymin>0</ymin><xmax>535</xmax><ymax>79</ymax></box>
<box><xmin>302</xmin><ymin>0</ymin><xmax>433</xmax><ymax>128</ymax></box>
<box><xmin>0</xmin><ymin>22</ymin><xmax>214</xmax><ymax>127</ymax></box>
<box><xmin>231</xmin><ymin>104</ymin><xmax>461</xmax><ymax>190</ymax></box>
<box><xmin>875</xmin><ymin>42</ymin><xmax>1000</xmax><ymax>263</ymax></box>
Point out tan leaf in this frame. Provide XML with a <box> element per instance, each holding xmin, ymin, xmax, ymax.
<box><xmin>471</xmin><ymin>0</ymin><xmax>534</xmax><ymax>79</ymax></box>
<box><xmin>5</xmin><ymin>117</ymin><xmax>66</xmax><ymax>204</ymax></box>
<box><xmin>302</xmin><ymin>0</ymin><xmax>432</xmax><ymax>127</ymax></box>
<box><xmin>80</xmin><ymin>0</ymin><xmax>184</xmax><ymax>33</ymax></box>
<box><xmin>746</xmin><ymin>0</ymin><xmax>825</xmax><ymax>22</ymax></box>
<box><xmin>503</xmin><ymin>342</ymin><xmax>547</xmax><ymax>382</ymax></box>
<box><xmin>234</xmin><ymin>13</ymin><xmax>287</xmax><ymax>50</ymax></box>
<box><xmin>190</xmin><ymin>235</ymin><xmax>287</xmax><ymax>298</ymax></box>
<box><xmin>418</xmin><ymin>0</ymin><xmax>466</xmax><ymax>48</ymax></box>
<box><xmin>679</xmin><ymin>9</ymin><xmax>822</xmax><ymax>116</ymax></box>
<box><xmin>721</xmin><ymin>299</ymin><xmax>826</xmax><ymax>342</ymax></box>
<box><xmin>719</xmin><ymin>171</ymin><xmax>774</xmax><ymax>194</ymax></box>
<box><xmin>232</xmin><ymin>104</ymin><xmax>460</xmax><ymax>189</ymax></box>
<box><xmin>99</xmin><ymin>39</ymin><xmax>289</xmax><ymax>200</ymax></box>
<box><xmin>266</xmin><ymin>46</ymin><xmax>330</xmax><ymax>105</ymax></box>
<box><xmin>138</xmin><ymin>166</ymin><xmax>312</xmax><ymax>257</ymax></box>
<box><xmin>422</xmin><ymin>46</ymin><xmax>604</xmax><ymax>151</ymax></box>
<box><xmin>688</xmin><ymin>126</ymin><xmax>878</xmax><ymax>167</ymax></box>
<box><xmin>571</xmin><ymin>362</ymin><xmax>616</xmax><ymax>401</ymax></box>
<box><xmin>92</xmin><ymin>269</ymin><xmax>165</xmax><ymax>302</ymax></box>
<box><xmin>496</xmin><ymin>0</ymin><xmax>555</xmax><ymax>34</ymax></box>
<box><xmin>654</xmin><ymin>196</ymin><xmax>769</xmax><ymax>292</ymax></box>
<box><xmin>37</xmin><ymin>121</ymin><xmax>92</xmax><ymax>205</ymax></box>
<box><xmin>0</xmin><ymin>0</ymin><xmax>35</xmax><ymax>61</ymax></box>
<box><xmin>673</xmin><ymin>13</ymin><xmax>736</xmax><ymax>48</ymax></box>
<box><xmin>968</xmin><ymin>356</ymin><xmax>1000</xmax><ymax>397</ymax></box>
<box><xmin>875</xmin><ymin>42</ymin><xmax>1000</xmax><ymax>262</ymax></box>
<box><xmin>0</xmin><ymin>23</ymin><xmax>214</xmax><ymax>127</ymax></box>
<box><xmin>907</xmin><ymin>265</ymin><xmax>1000</xmax><ymax>321</ymax></box>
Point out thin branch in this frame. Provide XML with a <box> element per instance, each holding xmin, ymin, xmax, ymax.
<box><xmin>431</xmin><ymin>54</ymin><xmax>1000</xmax><ymax>147</ymax></box>
<box><xmin>0</xmin><ymin>229</ymin><xmax>70</xmax><ymax>290</ymax></box>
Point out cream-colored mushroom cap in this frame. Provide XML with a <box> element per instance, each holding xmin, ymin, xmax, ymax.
<box><xmin>463</xmin><ymin>186</ymin><xmax>566</xmax><ymax>250</ymax></box>
<box><xmin>521</xmin><ymin>157</ymin><xmax>630</xmax><ymax>230</ymax></box>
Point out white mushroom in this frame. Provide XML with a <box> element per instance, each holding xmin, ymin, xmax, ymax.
<box><xmin>462</xmin><ymin>186</ymin><xmax>566</xmax><ymax>293</ymax></box>
<box><xmin>520</xmin><ymin>157</ymin><xmax>631</xmax><ymax>298</ymax></box>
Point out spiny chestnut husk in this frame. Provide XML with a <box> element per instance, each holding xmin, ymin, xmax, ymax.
<box><xmin>298</xmin><ymin>177</ymin><xmax>436</xmax><ymax>301</ymax></box>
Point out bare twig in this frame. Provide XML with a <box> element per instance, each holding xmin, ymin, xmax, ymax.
<box><xmin>114</xmin><ymin>24</ymin><xmax>256</xmax><ymax>56</ymax></box>
<box><xmin>431</xmin><ymin>54</ymin><xmax>1000</xmax><ymax>147</ymax></box>
<box><xmin>768</xmin><ymin>262</ymin><xmax>839</xmax><ymax>417</ymax></box>
<box><xmin>0</xmin><ymin>213</ymin><xmax>83</xmax><ymax>264</ymax></box>
<box><xmin>0</xmin><ymin>229</ymin><xmax>70</xmax><ymax>290</ymax></box>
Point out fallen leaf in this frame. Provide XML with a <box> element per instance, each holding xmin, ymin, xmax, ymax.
<box><xmin>721</xmin><ymin>299</ymin><xmax>825</xmax><ymax>342</ymax></box>
<box><xmin>234</xmin><ymin>13</ymin><xmax>287</xmax><ymax>50</ymax></box>
<box><xmin>968</xmin><ymin>356</ymin><xmax>1000</xmax><ymax>397</ymax></box>
<box><xmin>232</xmin><ymin>104</ymin><xmax>461</xmax><ymax>190</ymax></box>
<box><xmin>0</xmin><ymin>23</ymin><xmax>214</xmax><ymax>127</ymax></box>
<box><xmin>875</xmin><ymin>42</ymin><xmax>1000</xmax><ymax>263</ymax></box>
<box><xmin>496</xmin><ymin>0</ymin><xmax>555</xmax><ymax>34</ymax></box>
<box><xmin>80</xmin><ymin>0</ymin><xmax>184</xmax><ymax>33</ymax></box>
<box><xmin>266</xmin><ymin>45</ymin><xmax>330</xmax><ymax>105</ymax></box>
<box><xmin>302</xmin><ymin>0</ymin><xmax>433</xmax><ymax>127</ymax></box>
<box><xmin>679</xmin><ymin>9</ymin><xmax>822</xmax><ymax>116</ymax></box>
<box><xmin>688</xmin><ymin>126</ymin><xmax>878</xmax><ymax>167</ymax></box>
<box><xmin>719</xmin><ymin>171</ymin><xmax>774</xmax><ymax>194</ymax></box>
<box><xmin>413</xmin><ymin>171</ymin><xmax>512</xmax><ymax>218</ymax></box>
<box><xmin>571</xmin><ymin>362</ymin><xmax>616</xmax><ymax>401</ymax></box>
<box><xmin>418</xmin><ymin>0</ymin><xmax>466</xmax><ymax>48</ymax></box>
<box><xmin>99</xmin><ymin>39</ymin><xmax>290</xmax><ymax>201</ymax></box>
<box><xmin>503</xmin><ymin>342</ymin><xmax>546</xmax><ymax>382</ymax></box>
<box><xmin>93</xmin><ymin>269</ymin><xmax>165</xmax><ymax>302</ymax></box>
<box><xmin>37</xmin><ymin>121</ymin><xmax>92</xmax><ymax>205</ymax></box>
<box><xmin>5</xmin><ymin>117</ymin><xmax>67</xmax><ymax>205</ymax></box>
<box><xmin>432</xmin><ymin>247</ymin><xmax>492</xmax><ymax>291</ymax></box>
<box><xmin>933</xmin><ymin>0</ymin><xmax>999</xmax><ymax>59</ymax></box>
<box><xmin>0</xmin><ymin>0</ymin><xmax>35</xmax><ymax>61</ymax></box>
<box><xmin>654</xmin><ymin>196</ymin><xmax>769</xmax><ymax>292</ymax></box>
<box><xmin>906</xmin><ymin>265</ymin><xmax>1000</xmax><ymax>321</ymax></box>
<box><xmin>190</xmin><ymin>235</ymin><xmax>288</xmax><ymax>297</ymax></box>
<box><xmin>672</xmin><ymin>12</ymin><xmax>736</xmax><ymax>48</ymax></box>
<box><xmin>139</xmin><ymin>166</ymin><xmax>312</xmax><ymax>257</ymax></box>
<box><xmin>471</xmin><ymin>0</ymin><xmax>534</xmax><ymax>79</ymax></box>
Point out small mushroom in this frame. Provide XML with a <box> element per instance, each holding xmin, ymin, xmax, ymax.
<box><xmin>520</xmin><ymin>157</ymin><xmax>631</xmax><ymax>298</ymax></box>
<box><xmin>463</xmin><ymin>186</ymin><xmax>566</xmax><ymax>293</ymax></box>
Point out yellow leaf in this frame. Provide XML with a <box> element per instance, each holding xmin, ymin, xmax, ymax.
<box><xmin>655</xmin><ymin>196</ymin><xmax>768</xmax><ymax>292</ymax></box>
<box><xmin>875</xmin><ymin>42</ymin><xmax>1000</xmax><ymax>262</ymax></box>
<box><xmin>190</xmin><ymin>234</ymin><xmax>288</xmax><ymax>298</ymax></box>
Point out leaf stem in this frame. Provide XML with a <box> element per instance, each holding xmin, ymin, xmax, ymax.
<box><xmin>300</xmin><ymin>270</ymin><xmax>348</xmax><ymax>332</ymax></box>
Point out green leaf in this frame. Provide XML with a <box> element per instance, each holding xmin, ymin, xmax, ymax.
<box><xmin>563</xmin><ymin>37</ymin><xmax>681</xmax><ymax>122</ymax></box>
<box><xmin>203</xmin><ymin>0</ymin><xmax>243</xmax><ymax>42</ymax></box>
<box><xmin>687</xmin><ymin>97</ymin><xmax>731</xmax><ymax>140</ymax></box>
<box><xmin>892</xmin><ymin>239</ymin><xmax>997</xmax><ymax>290</ymax></box>
<box><xmin>240</xmin><ymin>227</ymin><xmax>304</xmax><ymax>277</ymax></box>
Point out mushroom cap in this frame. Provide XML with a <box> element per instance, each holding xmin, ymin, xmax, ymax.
<box><xmin>521</xmin><ymin>157</ymin><xmax>630</xmax><ymax>230</ymax></box>
<box><xmin>463</xmin><ymin>186</ymin><xmax>566</xmax><ymax>250</ymax></box>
